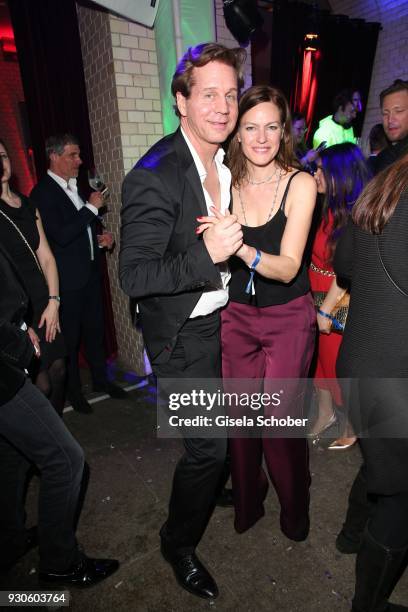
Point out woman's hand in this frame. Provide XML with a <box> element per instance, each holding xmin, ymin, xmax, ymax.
<box><xmin>195</xmin><ymin>206</ymin><xmax>228</xmax><ymax>234</ymax></box>
<box><xmin>38</xmin><ymin>300</ymin><xmax>61</xmax><ymax>343</ymax></box>
<box><xmin>317</xmin><ymin>311</ymin><xmax>332</xmax><ymax>335</ymax></box>
<box><xmin>27</xmin><ymin>327</ymin><xmax>41</xmax><ymax>357</ymax></box>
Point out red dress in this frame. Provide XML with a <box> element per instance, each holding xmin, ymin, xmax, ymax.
<box><xmin>309</xmin><ymin>211</ymin><xmax>342</xmax><ymax>405</ymax></box>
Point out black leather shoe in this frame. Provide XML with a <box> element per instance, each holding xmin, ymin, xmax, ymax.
<box><xmin>68</xmin><ymin>393</ymin><xmax>93</xmax><ymax>414</ymax></box>
<box><xmin>0</xmin><ymin>527</ymin><xmax>38</xmax><ymax>574</ymax></box>
<box><xmin>161</xmin><ymin>546</ymin><xmax>218</xmax><ymax>600</ymax></box>
<box><xmin>216</xmin><ymin>487</ymin><xmax>234</xmax><ymax>508</ymax></box>
<box><xmin>39</xmin><ymin>555</ymin><xmax>119</xmax><ymax>588</ymax></box>
<box><xmin>94</xmin><ymin>382</ymin><xmax>127</xmax><ymax>399</ymax></box>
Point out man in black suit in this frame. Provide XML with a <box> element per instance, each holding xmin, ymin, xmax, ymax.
<box><xmin>120</xmin><ymin>43</ymin><xmax>245</xmax><ymax>600</ymax></box>
<box><xmin>373</xmin><ymin>79</ymin><xmax>408</xmax><ymax>174</ymax></box>
<box><xmin>30</xmin><ymin>134</ymin><xmax>125</xmax><ymax>413</ymax></box>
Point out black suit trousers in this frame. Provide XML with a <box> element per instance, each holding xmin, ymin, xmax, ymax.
<box><xmin>152</xmin><ymin>311</ymin><xmax>227</xmax><ymax>555</ymax></box>
<box><xmin>60</xmin><ymin>261</ymin><xmax>107</xmax><ymax>392</ymax></box>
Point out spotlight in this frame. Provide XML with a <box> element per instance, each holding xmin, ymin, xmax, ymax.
<box><xmin>304</xmin><ymin>33</ymin><xmax>319</xmax><ymax>52</ymax></box>
<box><xmin>223</xmin><ymin>0</ymin><xmax>263</xmax><ymax>46</ymax></box>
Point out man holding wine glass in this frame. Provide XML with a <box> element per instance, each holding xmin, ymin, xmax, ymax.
<box><xmin>30</xmin><ymin>133</ymin><xmax>126</xmax><ymax>414</ymax></box>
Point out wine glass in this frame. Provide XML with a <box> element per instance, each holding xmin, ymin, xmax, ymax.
<box><xmin>88</xmin><ymin>168</ymin><xmax>109</xmax><ymax>196</ymax></box>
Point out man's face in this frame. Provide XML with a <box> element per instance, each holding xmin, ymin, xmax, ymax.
<box><xmin>352</xmin><ymin>91</ymin><xmax>362</xmax><ymax>113</ymax></box>
<box><xmin>176</xmin><ymin>61</ymin><xmax>238</xmax><ymax>149</ymax></box>
<box><xmin>381</xmin><ymin>91</ymin><xmax>408</xmax><ymax>143</ymax></box>
<box><xmin>50</xmin><ymin>143</ymin><xmax>82</xmax><ymax>181</ymax></box>
<box><xmin>292</xmin><ymin>118</ymin><xmax>306</xmax><ymax>145</ymax></box>
<box><xmin>341</xmin><ymin>102</ymin><xmax>357</xmax><ymax>125</ymax></box>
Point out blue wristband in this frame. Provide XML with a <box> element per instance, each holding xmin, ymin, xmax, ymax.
<box><xmin>317</xmin><ymin>308</ymin><xmax>333</xmax><ymax>320</ymax></box>
<box><xmin>245</xmin><ymin>249</ymin><xmax>262</xmax><ymax>295</ymax></box>
<box><xmin>317</xmin><ymin>309</ymin><xmax>344</xmax><ymax>331</ymax></box>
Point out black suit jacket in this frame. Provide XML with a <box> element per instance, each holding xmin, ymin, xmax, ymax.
<box><xmin>0</xmin><ymin>246</ymin><xmax>34</xmax><ymax>405</ymax></box>
<box><xmin>373</xmin><ymin>135</ymin><xmax>408</xmax><ymax>175</ymax></box>
<box><xmin>120</xmin><ymin>129</ymin><xmax>222</xmax><ymax>363</ymax></box>
<box><xmin>30</xmin><ymin>175</ymin><xmax>100</xmax><ymax>292</ymax></box>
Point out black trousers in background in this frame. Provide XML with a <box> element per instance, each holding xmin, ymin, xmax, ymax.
<box><xmin>0</xmin><ymin>379</ymin><xmax>84</xmax><ymax>571</ymax></box>
<box><xmin>60</xmin><ymin>262</ymin><xmax>107</xmax><ymax>393</ymax></box>
<box><xmin>342</xmin><ymin>378</ymin><xmax>408</xmax><ymax>548</ymax></box>
<box><xmin>152</xmin><ymin>312</ymin><xmax>227</xmax><ymax>555</ymax></box>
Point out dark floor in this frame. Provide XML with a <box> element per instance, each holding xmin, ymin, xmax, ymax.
<box><xmin>2</xmin><ymin>377</ymin><xmax>407</xmax><ymax>612</ymax></box>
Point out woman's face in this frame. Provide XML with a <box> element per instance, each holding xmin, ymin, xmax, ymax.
<box><xmin>237</xmin><ymin>101</ymin><xmax>284</xmax><ymax>168</ymax></box>
<box><xmin>314</xmin><ymin>158</ymin><xmax>326</xmax><ymax>194</ymax></box>
<box><xmin>0</xmin><ymin>142</ymin><xmax>11</xmax><ymax>184</ymax></box>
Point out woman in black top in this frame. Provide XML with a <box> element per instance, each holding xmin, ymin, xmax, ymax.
<box><xmin>0</xmin><ymin>139</ymin><xmax>65</xmax><ymax>415</ymax></box>
<box><xmin>334</xmin><ymin>154</ymin><xmax>408</xmax><ymax>611</ymax></box>
<box><xmin>199</xmin><ymin>86</ymin><xmax>317</xmax><ymax>539</ymax></box>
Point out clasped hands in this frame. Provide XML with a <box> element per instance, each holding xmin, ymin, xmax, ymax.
<box><xmin>196</xmin><ymin>206</ymin><xmax>247</xmax><ymax>264</ymax></box>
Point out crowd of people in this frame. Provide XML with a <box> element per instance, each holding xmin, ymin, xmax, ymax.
<box><xmin>1</xmin><ymin>39</ymin><xmax>407</xmax><ymax>611</ymax></box>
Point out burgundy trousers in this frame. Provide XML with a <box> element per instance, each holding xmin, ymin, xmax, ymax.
<box><xmin>221</xmin><ymin>294</ymin><xmax>316</xmax><ymax>540</ymax></box>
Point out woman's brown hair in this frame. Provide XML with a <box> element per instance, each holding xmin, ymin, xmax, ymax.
<box><xmin>227</xmin><ymin>85</ymin><xmax>296</xmax><ymax>188</ymax></box>
<box><xmin>352</xmin><ymin>153</ymin><xmax>408</xmax><ymax>234</ymax></box>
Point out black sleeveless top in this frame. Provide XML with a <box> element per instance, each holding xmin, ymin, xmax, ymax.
<box><xmin>229</xmin><ymin>171</ymin><xmax>310</xmax><ymax>307</ymax></box>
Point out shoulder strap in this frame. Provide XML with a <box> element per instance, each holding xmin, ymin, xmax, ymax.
<box><xmin>280</xmin><ymin>170</ymin><xmax>302</xmax><ymax>212</ymax></box>
<box><xmin>376</xmin><ymin>236</ymin><xmax>408</xmax><ymax>297</ymax></box>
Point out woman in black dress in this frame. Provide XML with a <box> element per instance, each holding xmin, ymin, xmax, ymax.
<box><xmin>334</xmin><ymin>154</ymin><xmax>408</xmax><ymax>611</ymax></box>
<box><xmin>0</xmin><ymin>139</ymin><xmax>66</xmax><ymax>415</ymax></box>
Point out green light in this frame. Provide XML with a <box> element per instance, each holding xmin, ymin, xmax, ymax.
<box><xmin>155</xmin><ymin>0</ymin><xmax>215</xmax><ymax>135</ymax></box>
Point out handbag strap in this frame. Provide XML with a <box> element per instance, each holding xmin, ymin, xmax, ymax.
<box><xmin>0</xmin><ymin>207</ymin><xmax>43</xmax><ymax>276</ymax></box>
<box><xmin>376</xmin><ymin>236</ymin><xmax>408</xmax><ymax>297</ymax></box>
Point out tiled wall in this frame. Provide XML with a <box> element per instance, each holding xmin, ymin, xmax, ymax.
<box><xmin>77</xmin><ymin>5</ymin><xmax>145</xmax><ymax>373</ymax></box>
<box><xmin>329</xmin><ymin>0</ymin><xmax>408</xmax><ymax>147</ymax></box>
<box><xmin>110</xmin><ymin>16</ymin><xmax>163</xmax><ymax>173</ymax></box>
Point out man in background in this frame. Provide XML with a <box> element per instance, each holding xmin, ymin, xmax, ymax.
<box><xmin>373</xmin><ymin>79</ymin><xmax>408</xmax><ymax>174</ymax></box>
<box><xmin>31</xmin><ymin>134</ymin><xmax>126</xmax><ymax>414</ymax></box>
<box><xmin>313</xmin><ymin>89</ymin><xmax>357</xmax><ymax>149</ymax></box>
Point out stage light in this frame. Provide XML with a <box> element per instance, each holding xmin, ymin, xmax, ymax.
<box><xmin>223</xmin><ymin>0</ymin><xmax>263</xmax><ymax>46</ymax></box>
<box><xmin>0</xmin><ymin>37</ymin><xmax>17</xmax><ymax>60</ymax></box>
<box><xmin>304</xmin><ymin>33</ymin><xmax>319</xmax><ymax>52</ymax></box>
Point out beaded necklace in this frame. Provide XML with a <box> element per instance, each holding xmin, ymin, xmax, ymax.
<box><xmin>238</xmin><ymin>168</ymin><xmax>283</xmax><ymax>226</ymax></box>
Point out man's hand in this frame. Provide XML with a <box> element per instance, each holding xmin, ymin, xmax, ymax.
<box><xmin>97</xmin><ymin>231</ymin><xmax>114</xmax><ymax>250</ymax></box>
<box><xmin>198</xmin><ymin>207</ymin><xmax>243</xmax><ymax>264</ymax></box>
<box><xmin>88</xmin><ymin>191</ymin><xmax>105</xmax><ymax>209</ymax></box>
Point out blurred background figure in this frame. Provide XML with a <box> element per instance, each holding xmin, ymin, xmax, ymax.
<box><xmin>367</xmin><ymin>123</ymin><xmax>389</xmax><ymax>173</ymax></box>
<box><xmin>334</xmin><ymin>154</ymin><xmax>408</xmax><ymax>612</ymax></box>
<box><xmin>373</xmin><ymin>78</ymin><xmax>408</xmax><ymax>174</ymax></box>
<box><xmin>292</xmin><ymin>112</ymin><xmax>320</xmax><ymax>174</ymax></box>
<box><xmin>352</xmin><ymin>90</ymin><xmax>363</xmax><ymax>114</ymax></box>
<box><xmin>351</xmin><ymin>90</ymin><xmax>364</xmax><ymax>140</ymax></box>
<box><xmin>308</xmin><ymin>143</ymin><xmax>372</xmax><ymax>449</ymax></box>
<box><xmin>313</xmin><ymin>89</ymin><xmax>357</xmax><ymax>149</ymax></box>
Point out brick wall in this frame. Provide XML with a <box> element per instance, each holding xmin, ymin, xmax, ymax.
<box><xmin>214</xmin><ymin>0</ymin><xmax>252</xmax><ymax>90</ymax></box>
<box><xmin>77</xmin><ymin>5</ymin><xmax>145</xmax><ymax>373</ymax></box>
<box><xmin>329</xmin><ymin>0</ymin><xmax>408</xmax><ymax>147</ymax></box>
<box><xmin>110</xmin><ymin>15</ymin><xmax>163</xmax><ymax>173</ymax></box>
<box><xmin>0</xmin><ymin>52</ymin><xmax>35</xmax><ymax>195</ymax></box>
